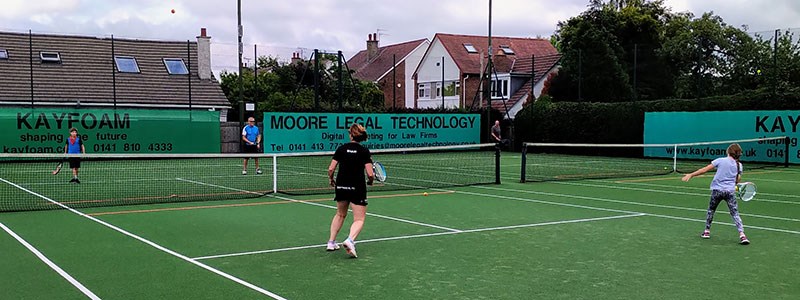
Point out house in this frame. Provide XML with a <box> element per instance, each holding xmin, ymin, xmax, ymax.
<box><xmin>0</xmin><ymin>28</ymin><xmax>230</xmax><ymax>119</ymax></box>
<box><xmin>347</xmin><ymin>34</ymin><xmax>429</xmax><ymax>109</ymax></box>
<box><xmin>413</xmin><ymin>33</ymin><xmax>560</xmax><ymax>118</ymax></box>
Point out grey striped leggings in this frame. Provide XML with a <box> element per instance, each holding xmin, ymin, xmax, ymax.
<box><xmin>705</xmin><ymin>189</ymin><xmax>744</xmax><ymax>233</ymax></box>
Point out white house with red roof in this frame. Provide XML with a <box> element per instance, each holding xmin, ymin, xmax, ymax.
<box><xmin>413</xmin><ymin>33</ymin><xmax>560</xmax><ymax>118</ymax></box>
<box><xmin>347</xmin><ymin>34</ymin><xmax>429</xmax><ymax>109</ymax></box>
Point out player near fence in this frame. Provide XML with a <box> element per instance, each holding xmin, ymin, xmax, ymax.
<box><xmin>682</xmin><ymin>143</ymin><xmax>750</xmax><ymax>245</ymax></box>
<box><xmin>63</xmin><ymin>127</ymin><xmax>85</xmax><ymax>184</ymax></box>
<box><xmin>241</xmin><ymin>117</ymin><xmax>262</xmax><ymax>175</ymax></box>
<box><xmin>326</xmin><ymin>123</ymin><xmax>375</xmax><ymax>258</ymax></box>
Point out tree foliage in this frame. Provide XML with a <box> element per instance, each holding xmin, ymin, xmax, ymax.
<box><xmin>548</xmin><ymin>0</ymin><xmax>800</xmax><ymax>102</ymax></box>
<box><xmin>219</xmin><ymin>55</ymin><xmax>386</xmax><ymax>120</ymax></box>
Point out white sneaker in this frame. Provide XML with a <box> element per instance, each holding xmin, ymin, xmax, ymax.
<box><xmin>242</xmin><ymin>170</ymin><xmax>247</xmax><ymax>175</ymax></box>
<box><xmin>256</xmin><ymin>168</ymin><xmax>262</xmax><ymax>175</ymax></box>
<box><xmin>342</xmin><ymin>238</ymin><xmax>357</xmax><ymax>258</ymax></box>
<box><xmin>326</xmin><ymin>241</ymin><xmax>340</xmax><ymax>251</ymax></box>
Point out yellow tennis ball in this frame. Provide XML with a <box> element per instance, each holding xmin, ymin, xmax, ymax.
<box><xmin>423</xmin><ymin>192</ymin><xmax>429</xmax><ymax>196</ymax></box>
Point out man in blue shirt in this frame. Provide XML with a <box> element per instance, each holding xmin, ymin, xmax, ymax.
<box><xmin>63</xmin><ymin>127</ymin><xmax>85</xmax><ymax>183</ymax></box>
<box><xmin>242</xmin><ymin>117</ymin><xmax>262</xmax><ymax>175</ymax></box>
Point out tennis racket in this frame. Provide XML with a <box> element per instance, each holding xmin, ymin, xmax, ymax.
<box><xmin>372</xmin><ymin>161</ymin><xmax>387</xmax><ymax>183</ymax></box>
<box><xmin>52</xmin><ymin>158</ymin><xmax>65</xmax><ymax>175</ymax></box>
<box><xmin>736</xmin><ymin>182</ymin><xmax>757</xmax><ymax>202</ymax></box>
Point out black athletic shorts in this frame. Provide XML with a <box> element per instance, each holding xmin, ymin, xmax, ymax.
<box><xmin>68</xmin><ymin>158</ymin><xmax>81</xmax><ymax>169</ymax></box>
<box><xmin>243</xmin><ymin>144</ymin><xmax>259</xmax><ymax>154</ymax></box>
<box><xmin>334</xmin><ymin>186</ymin><xmax>368</xmax><ymax>206</ymax></box>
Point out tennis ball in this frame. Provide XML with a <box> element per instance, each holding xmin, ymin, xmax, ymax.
<box><xmin>664</xmin><ymin>167</ymin><xmax>668</xmax><ymax>170</ymax></box>
<box><xmin>423</xmin><ymin>192</ymin><xmax>429</xmax><ymax>196</ymax></box>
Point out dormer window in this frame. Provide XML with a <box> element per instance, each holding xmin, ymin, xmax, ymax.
<box><xmin>163</xmin><ymin>58</ymin><xmax>189</xmax><ymax>75</ymax></box>
<box><xmin>40</xmin><ymin>51</ymin><xmax>61</xmax><ymax>63</ymax></box>
<box><xmin>499</xmin><ymin>45</ymin><xmax>515</xmax><ymax>55</ymax></box>
<box><xmin>115</xmin><ymin>56</ymin><xmax>140</xmax><ymax>73</ymax></box>
<box><xmin>463</xmin><ymin>43</ymin><xmax>478</xmax><ymax>53</ymax></box>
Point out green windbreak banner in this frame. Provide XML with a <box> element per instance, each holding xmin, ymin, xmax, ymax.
<box><xmin>644</xmin><ymin>111</ymin><xmax>799</xmax><ymax>164</ymax></box>
<box><xmin>262</xmin><ymin>112</ymin><xmax>481</xmax><ymax>153</ymax></box>
<box><xmin>1</xmin><ymin>108</ymin><xmax>220</xmax><ymax>153</ymax></box>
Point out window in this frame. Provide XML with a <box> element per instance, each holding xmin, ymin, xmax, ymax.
<box><xmin>0</xmin><ymin>49</ymin><xmax>7</xmax><ymax>60</ymax></box>
<box><xmin>418</xmin><ymin>83</ymin><xmax>431</xmax><ymax>99</ymax></box>
<box><xmin>435</xmin><ymin>82</ymin><xmax>442</xmax><ymax>97</ymax></box>
<box><xmin>114</xmin><ymin>56</ymin><xmax>140</xmax><ymax>73</ymax></box>
<box><xmin>40</xmin><ymin>51</ymin><xmax>61</xmax><ymax>63</ymax></box>
<box><xmin>499</xmin><ymin>45</ymin><xmax>515</xmax><ymax>55</ymax></box>
<box><xmin>443</xmin><ymin>81</ymin><xmax>460</xmax><ymax>97</ymax></box>
<box><xmin>163</xmin><ymin>58</ymin><xmax>189</xmax><ymax>75</ymax></box>
<box><xmin>491</xmin><ymin>79</ymin><xmax>509</xmax><ymax>98</ymax></box>
<box><xmin>463</xmin><ymin>43</ymin><xmax>478</xmax><ymax>53</ymax></box>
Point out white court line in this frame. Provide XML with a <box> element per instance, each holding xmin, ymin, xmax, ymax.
<box><xmin>0</xmin><ymin>178</ymin><xmax>286</xmax><ymax>300</ymax></box>
<box><xmin>178</xmin><ymin>177</ymin><xmax>462</xmax><ymax>233</ymax></box>
<box><xmin>602</xmin><ymin>179</ymin><xmax>800</xmax><ymax>200</ymax></box>
<box><xmin>554</xmin><ymin>180</ymin><xmax>800</xmax><ymax>206</ymax></box>
<box><xmin>193</xmin><ymin>213</ymin><xmax>645</xmax><ymax>260</ymax></box>
<box><xmin>460</xmin><ymin>185</ymin><xmax>800</xmax><ymax>235</ymax></box>
<box><xmin>532</xmin><ymin>183</ymin><xmax>800</xmax><ymax>222</ymax></box>
<box><xmin>268</xmin><ymin>194</ymin><xmax>463</xmax><ymax>232</ymax></box>
<box><xmin>0</xmin><ymin>222</ymin><xmax>101</xmax><ymax>300</ymax></box>
<box><xmin>175</xmin><ymin>178</ymin><xmax>264</xmax><ymax>196</ymax></box>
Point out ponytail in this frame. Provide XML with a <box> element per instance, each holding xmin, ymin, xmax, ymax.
<box><xmin>727</xmin><ymin>143</ymin><xmax>743</xmax><ymax>174</ymax></box>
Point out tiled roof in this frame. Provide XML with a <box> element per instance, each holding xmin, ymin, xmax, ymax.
<box><xmin>435</xmin><ymin>33</ymin><xmax>558</xmax><ymax>74</ymax></box>
<box><xmin>0</xmin><ymin>31</ymin><xmax>228</xmax><ymax>107</ymax></box>
<box><xmin>348</xmin><ymin>39</ymin><xmax>427</xmax><ymax>82</ymax></box>
<box><xmin>491</xmin><ymin>54</ymin><xmax>561</xmax><ymax>116</ymax></box>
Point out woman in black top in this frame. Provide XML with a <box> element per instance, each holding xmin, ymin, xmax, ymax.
<box><xmin>326</xmin><ymin>123</ymin><xmax>374</xmax><ymax>258</ymax></box>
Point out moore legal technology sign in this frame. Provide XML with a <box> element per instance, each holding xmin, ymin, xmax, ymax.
<box><xmin>263</xmin><ymin>113</ymin><xmax>481</xmax><ymax>153</ymax></box>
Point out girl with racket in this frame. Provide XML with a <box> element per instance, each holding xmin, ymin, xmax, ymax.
<box><xmin>682</xmin><ymin>143</ymin><xmax>749</xmax><ymax>245</ymax></box>
<box><xmin>326</xmin><ymin>123</ymin><xmax>375</xmax><ymax>257</ymax></box>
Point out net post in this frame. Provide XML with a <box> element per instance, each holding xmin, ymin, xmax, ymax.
<box><xmin>520</xmin><ymin>143</ymin><xmax>527</xmax><ymax>183</ymax></box>
<box><xmin>272</xmin><ymin>155</ymin><xmax>278</xmax><ymax>193</ymax></box>
<box><xmin>495</xmin><ymin>146</ymin><xmax>501</xmax><ymax>184</ymax></box>
<box><xmin>785</xmin><ymin>136</ymin><xmax>790</xmax><ymax>168</ymax></box>
<box><xmin>672</xmin><ymin>144</ymin><xmax>678</xmax><ymax>172</ymax></box>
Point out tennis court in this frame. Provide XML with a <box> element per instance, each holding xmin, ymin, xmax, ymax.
<box><xmin>1</xmin><ymin>147</ymin><xmax>799</xmax><ymax>299</ymax></box>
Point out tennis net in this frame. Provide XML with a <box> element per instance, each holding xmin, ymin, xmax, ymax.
<box><xmin>521</xmin><ymin>137</ymin><xmax>791</xmax><ymax>182</ymax></box>
<box><xmin>0</xmin><ymin>143</ymin><xmax>500</xmax><ymax>212</ymax></box>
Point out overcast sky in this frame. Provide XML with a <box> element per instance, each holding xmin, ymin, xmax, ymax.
<box><xmin>2</xmin><ymin>0</ymin><xmax>799</xmax><ymax>74</ymax></box>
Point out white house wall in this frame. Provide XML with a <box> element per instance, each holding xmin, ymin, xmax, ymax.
<box><xmin>416</xmin><ymin>38</ymin><xmax>460</xmax><ymax>109</ymax></box>
<box><xmin>404</xmin><ymin>41</ymin><xmax>429</xmax><ymax>108</ymax></box>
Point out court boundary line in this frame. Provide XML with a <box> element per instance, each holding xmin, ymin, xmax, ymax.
<box><xmin>86</xmin><ymin>191</ymin><xmax>455</xmax><ymax>217</ymax></box>
<box><xmin>604</xmin><ymin>179</ymin><xmax>800</xmax><ymax>200</ymax></box>
<box><xmin>0</xmin><ymin>177</ymin><xmax>287</xmax><ymax>300</ymax></box>
<box><xmin>180</xmin><ymin>178</ymin><xmax>463</xmax><ymax>233</ymax></box>
<box><xmin>192</xmin><ymin>213</ymin><xmax>645</xmax><ymax>260</ymax></box>
<box><xmin>553</xmin><ymin>180</ymin><xmax>800</xmax><ymax>206</ymax></box>
<box><xmin>463</xmin><ymin>185</ymin><xmax>800</xmax><ymax>235</ymax></box>
<box><xmin>0</xmin><ymin>222</ymin><xmax>101</xmax><ymax>300</ymax></box>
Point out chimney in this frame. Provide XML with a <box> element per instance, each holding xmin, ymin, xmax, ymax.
<box><xmin>291</xmin><ymin>52</ymin><xmax>303</xmax><ymax>65</ymax></box>
<box><xmin>196</xmin><ymin>27</ymin><xmax>212</xmax><ymax>80</ymax></box>
<box><xmin>367</xmin><ymin>33</ymin><xmax>379</xmax><ymax>60</ymax></box>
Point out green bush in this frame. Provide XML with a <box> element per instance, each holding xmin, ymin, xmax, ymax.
<box><xmin>514</xmin><ymin>89</ymin><xmax>800</xmax><ymax>144</ymax></box>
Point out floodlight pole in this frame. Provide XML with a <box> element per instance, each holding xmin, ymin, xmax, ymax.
<box><xmin>237</xmin><ymin>0</ymin><xmax>244</xmax><ymax>150</ymax></box>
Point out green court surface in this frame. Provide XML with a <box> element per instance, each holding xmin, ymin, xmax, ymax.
<box><xmin>1</xmin><ymin>155</ymin><xmax>799</xmax><ymax>299</ymax></box>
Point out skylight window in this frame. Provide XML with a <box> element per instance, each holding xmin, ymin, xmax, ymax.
<box><xmin>463</xmin><ymin>43</ymin><xmax>478</xmax><ymax>53</ymax></box>
<box><xmin>499</xmin><ymin>45</ymin><xmax>515</xmax><ymax>55</ymax></box>
<box><xmin>40</xmin><ymin>51</ymin><xmax>61</xmax><ymax>63</ymax></box>
<box><xmin>163</xmin><ymin>58</ymin><xmax>189</xmax><ymax>75</ymax></box>
<box><xmin>0</xmin><ymin>49</ymin><xmax>7</xmax><ymax>60</ymax></box>
<box><xmin>114</xmin><ymin>56</ymin><xmax>140</xmax><ymax>73</ymax></box>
